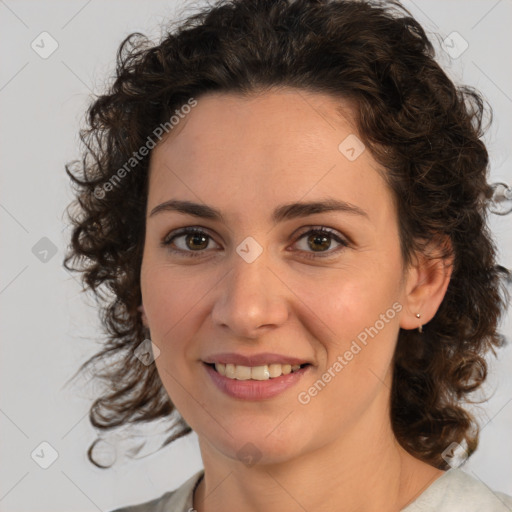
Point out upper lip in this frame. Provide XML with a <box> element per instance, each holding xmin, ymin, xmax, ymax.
<box><xmin>203</xmin><ymin>352</ymin><xmax>312</xmax><ymax>367</ymax></box>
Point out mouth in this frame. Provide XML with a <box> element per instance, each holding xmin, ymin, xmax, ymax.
<box><xmin>203</xmin><ymin>361</ymin><xmax>311</xmax><ymax>381</ymax></box>
<box><xmin>202</xmin><ymin>360</ymin><xmax>312</xmax><ymax>400</ymax></box>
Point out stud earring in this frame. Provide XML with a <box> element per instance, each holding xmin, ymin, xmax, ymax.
<box><xmin>415</xmin><ymin>313</ymin><xmax>423</xmax><ymax>333</ymax></box>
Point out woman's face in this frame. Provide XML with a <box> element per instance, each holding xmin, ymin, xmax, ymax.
<box><xmin>140</xmin><ymin>88</ymin><xmax>419</xmax><ymax>465</ymax></box>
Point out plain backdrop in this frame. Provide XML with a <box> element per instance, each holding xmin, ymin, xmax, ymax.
<box><xmin>1</xmin><ymin>1</ymin><xmax>511</xmax><ymax>511</ymax></box>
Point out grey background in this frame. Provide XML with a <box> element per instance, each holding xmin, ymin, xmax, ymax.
<box><xmin>0</xmin><ymin>0</ymin><xmax>511</xmax><ymax>510</ymax></box>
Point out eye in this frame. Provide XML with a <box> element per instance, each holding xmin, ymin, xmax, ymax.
<box><xmin>161</xmin><ymin>227</ymin><xmax>219</xmax><ymax>257</ymax></box>
<box><xmin>161</xmin><ymin>226</ymin><xmax>349</xmax><ymax>259</ymax></box>
<box><xmin>292</xmin><ymin>226</ymin><xmax>349</xmax><ymax>259</ymax></box>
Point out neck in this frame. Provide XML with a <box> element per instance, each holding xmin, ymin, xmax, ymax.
<box><xmin>193</xmin><ymin>383</ymin><xmax>444</xmax><ymax>512</ymax></box>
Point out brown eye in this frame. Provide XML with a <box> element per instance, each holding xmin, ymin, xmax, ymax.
<box><xmin>161</xmin><ymin>227</ymin><xmax>219</xmax><ymax>257</ymax></box>
<box><xmin>294</xmin><ymin>227</ymin><xmax>349</xmax><ymax>259</ymax></box>
<box><xmin>306</xmin><ymin>232</ymin><xmax>332</xmax><ymax>252</ymax></box>
<box><xmin>184</xmin><ymin>232</ymin><xmax>209</xmax><ymax>250</ymax></box>
<box><xmin>161</xmin><ymin>226</ymin><xmax>349</xmax><ymax>260</ymax></box>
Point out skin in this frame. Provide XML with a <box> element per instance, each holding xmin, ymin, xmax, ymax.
<box><xmin>139</xmin><ymin>88</ymin><xmax>453</xmax><ymax>512</ymax></box>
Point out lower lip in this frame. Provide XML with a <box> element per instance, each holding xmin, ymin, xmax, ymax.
<box><xmin>203</xmin><ymin>362</ymin><xmax>311</xmax><ymax>400</ymax></box>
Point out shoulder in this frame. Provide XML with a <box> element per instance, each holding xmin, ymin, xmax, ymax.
<box><xmin>402</xmin><ymin>468</ymin><xmax>512</xmax><ymax>512</ymax></box>
<box><xmin>107</xmin><ymin>469</ymin><xmax>204</xmax><ymax>512</ymax></box>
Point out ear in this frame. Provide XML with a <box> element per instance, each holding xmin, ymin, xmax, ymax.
<box><xmin>400</xmin><ymin>235</ymin><xmax>454</xmax><ymax>331</ymax></box>
<box><xmin>137</xmin><ymin>304</ymin><xmax>149</xmax><ymax>327</ymax></box>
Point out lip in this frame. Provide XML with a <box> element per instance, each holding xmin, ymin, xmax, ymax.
<box><xmin>203</xmin><ymin>362</ymin><xmax>311</xmax><ymax>400</ymax></box>
<box><xmin>202</xmin><ymin>352</ymin><xmax>312</xmax><ymax>367</ymax></box>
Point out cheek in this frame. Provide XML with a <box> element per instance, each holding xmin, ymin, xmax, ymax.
<box><xmin>141</xmin><ymin>262</ymin><xmax>209</xmax><ymax>333</ymax></box>
<box><xmin>291</xmin><ymin>266</ymin><xmax>401</xmax><ymax>394</ymax></box>
<box><xmin>140</xmin><ymin>264</ymin><xmax>209</xmax><ymax>386</ymax></box>
<box><xmin>294</xmin><ymin>276</ymin><xmax>400</xmax><ymax>429</ymax></box>
<box><xmin>292</xmin><ymin>263</ymin><xmax>399</xmax><ymax>338</ymax></box>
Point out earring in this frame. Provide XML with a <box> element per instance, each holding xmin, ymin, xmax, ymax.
<box><xmin>415</xmin><ymin>313</ymin><xmax>423</xmax><ymax>333</ymax></box>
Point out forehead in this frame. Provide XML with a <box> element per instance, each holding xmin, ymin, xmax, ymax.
<box><xmin>154</xmin><ymin>88</ymin><xmax>359</xmax><ymax>158</ymax></box>
<box><xmin>147</xmin><ymin>88</ymin><xmax>393</xmax><ymax>224</ymax></box>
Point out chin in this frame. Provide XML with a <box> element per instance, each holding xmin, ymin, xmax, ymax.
<box><xmin>209</xmin><ymin>430</ymin><xmax>303</xmax><ymax>467</ymax></box>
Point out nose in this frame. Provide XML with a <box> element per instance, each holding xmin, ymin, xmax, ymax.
<box><xmin>211</xmin><ymin>253</ymin><xmax>289</xmax><ymax>339</ymax></box>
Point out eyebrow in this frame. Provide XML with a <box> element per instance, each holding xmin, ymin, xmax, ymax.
<box><xmin>149</xmin><ymin>198</ymin><xmax>369</xmax><ymax>223</ymax></box>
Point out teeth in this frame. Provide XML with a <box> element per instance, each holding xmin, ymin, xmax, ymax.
<box><xmin>235</xmin><ymin>365</ymin><xmax>251</xmax><ymax>380</ymax></box>
<box><xmin>213</xmin><ymin>362</ymin><xmax>303</xmax><ymax>380</ymax></box>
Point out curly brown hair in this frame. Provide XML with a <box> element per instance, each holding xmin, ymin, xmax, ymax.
<box><xmin>63</xmin><ymin>0</ymin><xmax>511</xmax><ymax>469</ymax></box>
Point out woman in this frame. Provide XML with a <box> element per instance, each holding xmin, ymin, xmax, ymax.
<box><xmin>63</xmin><ymin>0</ymin><xmax>512</xmax><ymax>510</ymax></box>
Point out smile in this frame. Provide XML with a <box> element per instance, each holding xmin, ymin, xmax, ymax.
<box><xmin>209</xmin><ymin>362</ymin><xmax>309</xmax><ymax>380</ymax></box>
<box><xmin>203</xmin><ymin>362</ymin><xmax>312</xmax><ymax>400</ymax></box>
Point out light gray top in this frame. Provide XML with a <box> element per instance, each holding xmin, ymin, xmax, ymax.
<box><xmin>109</xmin><ymin>467</ymin><xmax>512</xmax><ymax>511</ymax></box>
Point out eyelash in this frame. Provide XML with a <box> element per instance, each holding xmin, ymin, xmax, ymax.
<box><xmin>161</xmin><ymin>226</ymin><xmax>350</xmax><ymax>260</ymax></box>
